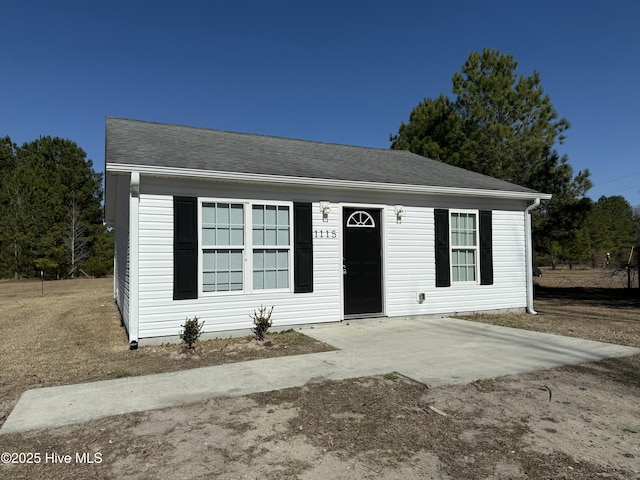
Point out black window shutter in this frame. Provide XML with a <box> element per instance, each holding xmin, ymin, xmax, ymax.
<box><xmin>479</xmin><ymin>210</ymin><xmax>494</xmax><ymax>285</ymax></box>
<box><xmin>174</xmin><ymin>196</ymin><xmax>198</xmax><ymax>300</ymax></box>
<box><xmin>434</xmin><ymin>208</ymin><xmax>451</xmax><ymax>287</ymax></box>
<box><xmin>294</xmin><ymin>202</ymin><xmax>313</xmax><ymax>293</ymax></box>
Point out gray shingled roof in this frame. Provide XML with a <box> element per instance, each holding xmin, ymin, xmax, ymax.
<box><xmin>105</xmin><ymin>117</ymin><xmax>541</xmax><ymax>195</ymax></box>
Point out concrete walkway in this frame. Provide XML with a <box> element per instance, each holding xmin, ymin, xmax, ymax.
<box><xmin>2</xmin><ymin>316</ymin><xmax>638</xmax><ymax>434</ymax></box>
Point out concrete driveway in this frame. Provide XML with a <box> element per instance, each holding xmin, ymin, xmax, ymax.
<box><xmin>303</xmin><ymin>316</ymin><xmax>639</xmax><ymax>386</ymax></box>
<box><xmin>2</xmin><ymin>316</ymin><xmax>638</xmax><ymax>434</ymax></box>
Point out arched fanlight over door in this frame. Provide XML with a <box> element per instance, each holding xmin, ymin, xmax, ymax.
<box><xmin>346</xmin><ymin>210</ymin><xmax>375</xmax><ymax>228</ymax></box>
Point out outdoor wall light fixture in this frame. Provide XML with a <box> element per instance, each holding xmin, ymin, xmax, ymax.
<box><xmin>320</xmin><ymin>201</ymin><xmax>331</xmax><ymax>222</ymax></box>
<box><xmin>394</xmin><ymin>205</ymin><xmax>405</xmax><ymax>223</ymax></box>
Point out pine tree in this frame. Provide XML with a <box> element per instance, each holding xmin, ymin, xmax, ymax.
<box><xmin>0</xmin><ymin>136</ymin><xmax>109</xmax><ymax>278</ymax></box>
<box><xmin>391</xmin><ymin>48</ymin><xmax>592</xmax><ymax>260</ymax></box>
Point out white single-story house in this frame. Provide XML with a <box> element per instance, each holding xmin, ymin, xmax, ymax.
<box><xmin>104</xmin><ymin>117</ymin><xmax>551</xmax><ymax>348</ymax></box>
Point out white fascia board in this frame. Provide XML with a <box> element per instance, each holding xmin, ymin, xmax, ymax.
<box><xmin>106</xmin><ymin>163</ymin><xmax>552</xmax><ymax>201</ymax></box>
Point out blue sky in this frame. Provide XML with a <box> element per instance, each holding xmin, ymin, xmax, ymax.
<box><xmin>2</xmin><ymin>0</ymin><xmax>639</xmax><ymax>207</ymax></box>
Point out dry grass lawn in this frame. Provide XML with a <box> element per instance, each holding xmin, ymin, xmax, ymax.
<box><xmin>466</xmin><ymin>267</ymin><xmax>640</xmax><ymax>347</ymax></box>
<box><xmin>0</xmin><ymin>278</ymin><xmax>333</xmax><ymax>428</ymax></box>
<box><xmin>1</xmin><ymin>269</ymin><xmax>639</xmax><ymax>479</ymax></box>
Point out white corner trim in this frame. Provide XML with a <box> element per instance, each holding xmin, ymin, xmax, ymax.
<box><xmin>106</xmin><ymin>163</ymin><xmax>552</xmax><ymax>201</ymax></box>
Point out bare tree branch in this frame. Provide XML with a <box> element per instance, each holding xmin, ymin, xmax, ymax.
<box><xmin>63</xmin><ymin>199</ymin><xmax>90</xmax><ymax>277</ymax></box>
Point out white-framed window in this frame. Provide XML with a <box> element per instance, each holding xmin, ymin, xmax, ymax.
<box><xmin>252</xmin><ymin>205</ymin><xmax>290</xmax><ymax>290</ymax></box>
<box><xmin>201</xmin><ymin>202</ymin><xmax>245</xmax><ymax>292</ymax></box>
<box><xmin>450</xmin><ymin>211</ymin><xmax>478</xmax><ymax>283</ymax></box>
<box><xmin>200</xmin><ymin>199</ymin><xmax>292</xmax><ymax>294</ymax></box>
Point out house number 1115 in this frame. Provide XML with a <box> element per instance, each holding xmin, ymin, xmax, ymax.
<box><xmin>314</xmin><ymin>230</ymin><xmax>337</xmax><ymax>239</ymax></box>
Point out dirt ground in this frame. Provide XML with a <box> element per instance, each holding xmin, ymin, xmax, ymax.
<box><xmin>1</xmin><ymin>270</ymin><xmax>639</xmax><ymax>479</ymax></box>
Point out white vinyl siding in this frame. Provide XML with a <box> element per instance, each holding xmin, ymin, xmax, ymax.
<box><xmin>135</xmin><ymin>183</ymin><xmax>341</xmax><ymax>339</ymax></box>
<box><xmin>131</xmin><ymin>177</ymin><xmax>530</xmax><ymax>341</ymax></box>
<box><xmin>386</xmin><ymin>206</ymin><xmax>527</xmax><ymax>317</ymax></box>
<box><xmin>385</xmin><ymin>205</ymin><xmax>431</xmax><ymax>316</ymax></box>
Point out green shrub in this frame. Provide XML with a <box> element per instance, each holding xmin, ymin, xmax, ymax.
<box><xmin>180</xmin><ymin>316</ymin><xmax>204</xmax><ymax>349</ymax></box>
<box><xmin>383</xmin><ymin>373</ymin><xmax>399</xmax><ymax>382</ymax></box>
<box><xmin>251</xmin><ymin>305</ymin><xmax>274</xmax><ymax>341</ymax></box>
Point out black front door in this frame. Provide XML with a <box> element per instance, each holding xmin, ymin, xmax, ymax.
<box><xmin>343</xmin><ymin>208</ymin><xmax>382</xmax><ymax>316</ymax></box>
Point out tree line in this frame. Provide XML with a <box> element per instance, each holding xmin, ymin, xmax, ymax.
<box><xmin>0</xmin><ymin>136</ymin><xmax>112</xmax><ymax>279</ymax></box>
<box><xmin>391</xmin><ymin>48</ymin><xmax>639</xmax><ymax>270</ymax></box>
<box><xmin>561</xmin><ymin>195</ymin><xmax>637</xmax><ymax>269</ymax></box>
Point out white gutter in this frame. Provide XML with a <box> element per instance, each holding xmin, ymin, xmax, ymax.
<box><xmin>106</xmin><ymin>163</ymin><xmax>552</xmax><ymax>201</ymax></box>
<box><xmin>524</xmin><ymin>198</ymin><xmax>542</xmax><ymax>314</ymax></box>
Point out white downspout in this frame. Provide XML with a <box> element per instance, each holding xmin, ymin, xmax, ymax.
<box><xmin>524</xmin><ymin>198</ymin><xmax>541</xmax><ymax>314</ymax></box>
<box><xmin>129</xmin><ymin>172</ymin><xmax>140</xmax><ymax>349</ymax></box>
